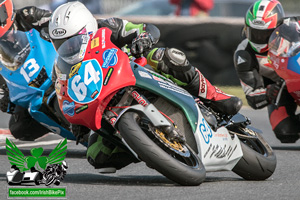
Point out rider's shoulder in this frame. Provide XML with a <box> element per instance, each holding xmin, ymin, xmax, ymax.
<box><xmin>235</xmin><ymin>39</ymin><xmax>252</xmax><ymax>53</ymax></box>
<box><xmin>234</xmin><ymin>40</ymin><xmax>253</xmax><ymax>59</ymax></box>
<box><xmin>97</xmin><ymin>17</ymin><xmax>124</xmax><ymax>29</ymax></box>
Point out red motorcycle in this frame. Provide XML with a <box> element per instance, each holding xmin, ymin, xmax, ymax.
<box><xmin>53</xmin><ymin>27</ymin><xmax>276</xmax><ymax>185</ymax></box>
<box><xmin>268</xmin><ymin>20</ymin><xmax>300</xmax><ymax>105</ymax></box>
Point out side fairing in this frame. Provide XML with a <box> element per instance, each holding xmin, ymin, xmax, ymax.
<box><xmin>193</xmin><ymin>105</ymin><xmax>243</xmax><ymax>171</ymax></box>
<box><xmin>132</xmin><ymin>63</ymin><xmax>199</xmax><ymax>132</ymax></box>
<box><xmin>0</xmin><ymin>29</ymin><xmax>57</xmax><ymax>108</ymax></box>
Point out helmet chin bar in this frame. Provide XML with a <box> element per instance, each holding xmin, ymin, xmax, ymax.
<box><xmin>249</xmin><ymin>41</ymin><xmax>268</xmax><ymax>53</ymax></box>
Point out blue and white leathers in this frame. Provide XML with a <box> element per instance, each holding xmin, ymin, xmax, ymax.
<box><xmin>0</xmin><ymin>29</ymin><xmax>77</xmax><ymax>142</ymax></box>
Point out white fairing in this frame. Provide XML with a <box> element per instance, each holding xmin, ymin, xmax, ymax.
<box><xmin>6</xmin><ymin>171</ymin><xmax>17</xmax><ymax>182</ymax></box>
<box><xmin>49</xmin><ymin>1</ymin><xmax>97</xmax><ymax>40</ymax></box>
<box><xmin>194</xmin><ymin>105</ymin><xmax>243</xmax><ymax>171</ymax></box>
<box><xmin>22</xmin><ymin>172</ymin><xmax>39</xmax><ymax>182</ymax></box>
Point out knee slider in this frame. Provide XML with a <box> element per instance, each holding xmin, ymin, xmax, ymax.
<box><xmin>164</xmin><ymin>48</ymin><xmax>190</xmax><ymax>71</ymax></box>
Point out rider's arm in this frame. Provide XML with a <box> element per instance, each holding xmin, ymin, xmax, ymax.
<box><xmin>15</xmin><ymin>6</ymin><xmax>51</xmax><ymax>32</ymax></box>
<box><xmin>233</xmin><ymin>40</ymin><xmax>269</xmax><ymax>109</ymax></box>
<box><xmin>97</xmin><ymin>17</ymin><xmax>160</xmax><ymax>48</ymax></box>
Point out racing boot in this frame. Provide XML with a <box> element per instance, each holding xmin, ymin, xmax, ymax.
<box><xmin>146</xmin><ymin>47</ymin><xmax>242</xmax><ymax>115</ymax></box>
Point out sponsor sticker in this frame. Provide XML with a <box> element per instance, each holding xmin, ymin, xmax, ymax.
<box><xmin>199</xmin><ymin>118</ymin><xmax>212</xmax><ymax>144</ymax></box>
<box><xmin>103</xmin><ymin>68</ymin><xmax>114</xmax><ymax>86</ymax></box>
<box><xmin>102</xmin><ymin>48</ymin><xmax>118</xmax><ymax>69</ymax></box>
<box><xmin>91</xmin><ymin>37</ymin><xmax>100</xmax><ymax>49</ymax></box>
<box><xmin>131</xmin><ymin>91</ymin><xmax>148</xmax><ymax>107</ymax></box>
<box><xmin>58</xmin><ymin>74</ymin><xmax>66</xmax><ymax>80</ymax></box>
<box><xmin>55</xmin><ymin>81</ymin><xmax>61</xmax><ymax>94</ymax></box>
<box><xmin>138</xmin><ymin>71</ymin><xmax>152</xmax><ymax>79</ymax></box>
<box><xmin>69</xmin><ymin>62</ymin><xmax>82</xmax><ymax>78</ymax></box>
<box><xmin>102</xmin><ymin>29</ymin><xmax>106</xmax><ymax>48</ymax></box>
<box><xmin>91</xmin><ymin>90</ymin><xmax>99</xmax><ymax>99</ymax></box>
<box><xmin>62</xmin><ymin>100</ymin><xmax>75</xmax><ymax>117</ymax></box>
<box><xmin>75</xmin><ymin>104</ymin><xmax>88</xmax><ymax>114</ymax></box>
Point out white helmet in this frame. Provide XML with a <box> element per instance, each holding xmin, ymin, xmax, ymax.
<box><xmin>49</xmin><ymin>1</ymin><xmax>98</xmax><ymax>64</ymax></box>
<box><xmin>49</xmin><ymin>1</ymin><xmax>97</xmax><ymax>40</ymax></box>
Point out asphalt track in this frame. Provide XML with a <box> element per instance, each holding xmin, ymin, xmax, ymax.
<box><xmin>0</xmin><ymin>107</ymin><xmax>300</xmax><ymax>200</ymax></box>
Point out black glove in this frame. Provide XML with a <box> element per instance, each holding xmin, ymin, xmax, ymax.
<box><xmin>0</xmin><ymin>84</ymin><xmax>14</xmax><ymax>113</ymax></box>
<box><xmin>130</xmin><ymin>32</ymin><xmax>154</xmax><ymax>57</ymax></box>
<box><xmin>266</xmin><ymin>83</ymin><xmax>281</xmax><ymax>104</ymax></box>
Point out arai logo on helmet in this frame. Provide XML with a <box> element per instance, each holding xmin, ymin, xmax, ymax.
<box><xmin>52</xmin><ymin>28</ymin><xmax>67</xmax><ymax>37</ymax></box>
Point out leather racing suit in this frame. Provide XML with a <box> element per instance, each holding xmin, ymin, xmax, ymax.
<box><xmin>234</xmin><ymin>20</ymin><xmax>300</xmax><ymax>143</ymax></box>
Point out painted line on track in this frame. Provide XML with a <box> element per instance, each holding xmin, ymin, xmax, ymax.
<box><xmin>0</xmin><ymin>139</ymin><xmax>66</xmax><ymax>150</ymax></box>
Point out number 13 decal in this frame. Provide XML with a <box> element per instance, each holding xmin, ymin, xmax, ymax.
<box><xmin>20</xmin><ymin>58</ymin><xmax>40</xmax><ymax>83</ymax></box>
<box><xmin>68</xmin><ymin>60</ymin><xmax>103</xmax><ymax>103</ymax></box>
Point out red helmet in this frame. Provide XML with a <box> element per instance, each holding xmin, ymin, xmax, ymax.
<box><xmin>0</xmin><ymin>0</ymin><xmax>15</xmax><ymax>37</ymax></box>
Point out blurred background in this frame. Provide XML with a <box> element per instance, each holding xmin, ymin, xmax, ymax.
<box><xmin>12</xmin><ymin>0</ymin><xmax>300</xmax><ymax>89</ymax></box>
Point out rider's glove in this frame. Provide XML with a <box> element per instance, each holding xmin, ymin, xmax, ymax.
<box><xmin>130</xmin><ymin>32</ymin><xmax>154</xmax><ymax>57</ymax></box>
<box><xmin>0</xmin><ymin>84</ymin><xmax>14</xmax><ymax>113</ymax></box>
<box><xmin>266</xmin><ymin>83</ymin><xmax>281</xmax><ymax>104</ymax></box>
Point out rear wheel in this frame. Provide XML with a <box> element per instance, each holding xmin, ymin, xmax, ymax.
<box><xmin>117</xmin><ymin>112</ymin><xmax>206</xmax><ymax>186</ymax></box>
<box><xmin>230</xmin><ymin>126</ymin><xmax>276</xmax><ymax>180</ymax></box>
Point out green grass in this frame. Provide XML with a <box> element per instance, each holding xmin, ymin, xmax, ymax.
<box><xmin>217</xmin><ymin>85</ymin><xmax>249</xmax><ymax>107</ymax></box>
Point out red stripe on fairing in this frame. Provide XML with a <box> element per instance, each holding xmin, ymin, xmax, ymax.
<box><xmin>0</xmin><ymin>129</ymin><xmax>11</xmax><ymax>135</ymax></box>
<box><xmin>269</xmin><ymin>106</ymin><xmax>289</xmax><ymax>129</ymax></box>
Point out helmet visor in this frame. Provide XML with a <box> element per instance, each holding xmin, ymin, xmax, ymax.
<box><xmin>246</xmin><ymin>26</ymin><xmax>275</xmax><ymax>45</ymax></box>
<box><xmin>55</xmin><ymin>34</ymin><xmax>89</xmax><ymax>65</ymax></box>
<box><xmin>0</xmin><ymin>30</ymin><xmax>30</xmax><ymax>71</ymax></box>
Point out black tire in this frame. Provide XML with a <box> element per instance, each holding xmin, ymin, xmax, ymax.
<box><xmin>232</xmin><ymin>127</ymin><xmax>276</xmax><ymax>180</ymax></box>
<box><xmin>45</xmin><ymin>175</ymin><xmax>56</xmax><ymax>186</ymax></box>
<box><xmin>117</xmin><ymin>112</ymin><xmax>206</xmax><ymax>186</ymax></box>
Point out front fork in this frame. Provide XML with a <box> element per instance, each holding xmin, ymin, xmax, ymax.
<box><xmin>103</xmin><ymin>87</ymin><xmax>184</xmax><ymax>142</ymax></box>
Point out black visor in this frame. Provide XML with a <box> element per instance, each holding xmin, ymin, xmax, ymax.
<box><xmin>246</xmin><ymin>26</ymin><xmax>275</xmax><ymax>44</ymax></box>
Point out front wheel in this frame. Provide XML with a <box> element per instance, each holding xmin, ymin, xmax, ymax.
<box><xmin>117</xmin><ymin>112</ymin><xmax>206</xmax><ymax>186</ymax></box>
<box><xmin>230</xmin><ymin>126</ymin><xmax>276</xmax><ymax>180</ymax></box>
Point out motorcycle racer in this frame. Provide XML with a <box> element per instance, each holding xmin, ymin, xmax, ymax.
<box><xmin>233</xmin><ymin>0</ymin><xmax>300</xmax><ymax>143</ymax></box>
<box><xmin>0</xmin><ymin>0</ymin><xmax>52</xmax><ymax>141</ymax></box>
<box><xmin>49</xmin><ymin>1</ymin><xmax>242</xmax><ymax>172</ymax></box>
